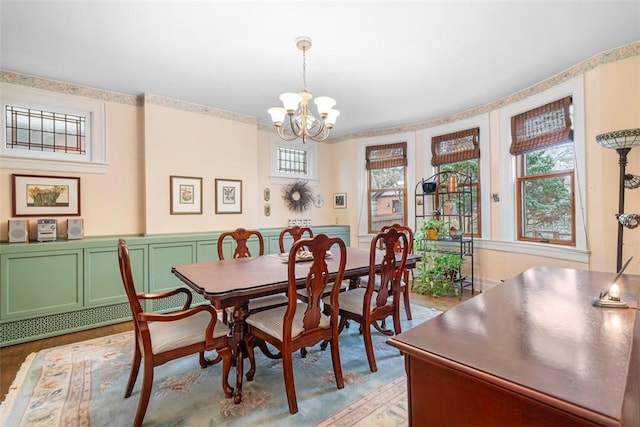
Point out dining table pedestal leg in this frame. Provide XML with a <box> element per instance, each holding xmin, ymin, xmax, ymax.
<box><xmin>231</xmin><ymin>303</ymin><xmax>249</xmax><ymax>404</ymax></box>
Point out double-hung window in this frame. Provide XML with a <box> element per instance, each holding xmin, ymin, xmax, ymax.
<box><xmin>432</xmin><ymin>127</ymin><xmax>481</xmax><ymax>237</ymax></box>
<box><xmin>366</xmin><ymin>142</ymin><xmax>407</xmax><ymax>233</ymax></box>
<box><xmin>511</xmin><ymin>96</ymin><xmax>575</xmax><ymax>245</ymax></box>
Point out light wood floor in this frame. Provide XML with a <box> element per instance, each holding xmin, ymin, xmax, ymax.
<box><xmin>0</xmin><ymin>289</ymin><xmax>476</xmax><ymax>401</ymax></box>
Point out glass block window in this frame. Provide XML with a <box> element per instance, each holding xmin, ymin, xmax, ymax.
<box><xmin>277</xmin><ymin>146</ymin><xmax>307</xmax><ymax>174</ymax></box>
<box><xmin>5</xmin><ymin>106</ymin><xmax>86</xmax><ymax>155</ymax></box>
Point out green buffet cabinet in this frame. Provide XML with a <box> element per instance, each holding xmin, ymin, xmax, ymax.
<box><xmin>0</xmin><ymin>226</ymin><xmax>350</xmax><ymax>347</ymax></box>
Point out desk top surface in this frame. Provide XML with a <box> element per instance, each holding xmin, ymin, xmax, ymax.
<box><xmin>389</xmin><ymin>266</ymin><xmax>640</xmax><ymax>423</ymax></box>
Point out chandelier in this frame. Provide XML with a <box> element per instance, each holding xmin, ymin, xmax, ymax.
<box><xmin>268</xmin><ymin>36</ymin><xmax>339</xmax><ymax>143</ymax></box>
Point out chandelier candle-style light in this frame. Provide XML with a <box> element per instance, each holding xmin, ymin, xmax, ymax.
<box><xmin>268</xmin><ymin>36</ymin><xmax>339</xmax><ymax>143</ymax></box>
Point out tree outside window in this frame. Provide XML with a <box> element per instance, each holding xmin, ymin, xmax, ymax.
<box><xmin>367</xmin><ymin>142</ymin><xmax>407</xmax><ymax>233</ymax></box>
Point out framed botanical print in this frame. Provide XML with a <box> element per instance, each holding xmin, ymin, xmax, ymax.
<box><xmin>170</xmin><ymin>176</ymin><xmax>202</xmax><ymax>214</ymax></box>
<box><xmin>215</xmin><ymin>178</ymin><xmax>242</xmax><ymax>214</ymax></box>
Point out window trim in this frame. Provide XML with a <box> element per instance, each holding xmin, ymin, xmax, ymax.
<box><xmin>498</xmin><ymin>75</ymin><xmax>587</xmax><ymax>258</ymax></box>
<box><xmin>269</xmin><ymin>136</ymin><xmax>318</xmax><ymax>185</ymax></box>
<box><xmin>1</xmin><ymin>83</ymin><xmax>107</xmax><ymax>174</ymax></box>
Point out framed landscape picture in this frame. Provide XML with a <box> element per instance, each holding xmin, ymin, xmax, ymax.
<box><xmin>215</xmin><ymin>178</ymin><xmax>242</xmax><ymax>214</ymax></box>
<box><xmin>12</xmin><ymin>174</ymin><xmax>81</xmax><ymax>216</ymax></box>
<box><xmin>170</xmin><ymin>176</ymin><xmax>202</xmax><ymax>214</ymax></box>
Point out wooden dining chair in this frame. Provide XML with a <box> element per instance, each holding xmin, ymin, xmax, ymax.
<box><xmin>359</xmin><ymin>223</ymin><xmax>414</xmax><ymax>320</ymax></box>
<box><xmin>117</xmin><ymin>239</ymin><xmax>233</xmax><ymax>427</ymax></box>
<box><xmin>217</xmin><ymin>228</ymin><xmax>289</xmax><ymax>315</ymax></box>
<box><xmin>323</xmin><ymin>227</ymin><xmax>409</xmax><ymax>373</ymax></box>
<box><xmin>278</xmin><ymin>225</ymin><xmax>313</xmax><ymax>253</ymax></box>
<box><xmin>217</xmin><ymin>228</ymin><xmax>288</xmax><ymax>364</ymax></box>
<box><xmin>244</xmin><ymin>234</ymin><xmax>347</xmax><ymax>414</ymax></box>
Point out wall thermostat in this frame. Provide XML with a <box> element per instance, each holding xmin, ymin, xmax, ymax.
<box><xmin>37</xmin><ymin>219</ymin><xmax>57</xmax><ymax>242</ymax></box>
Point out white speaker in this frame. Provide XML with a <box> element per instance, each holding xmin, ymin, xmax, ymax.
<box><xmin>8</xmin><ymin>219</ymin><xmax>29</xmax><ymax>243</ymax></box>
<box><xmin>67</xmin><ymin>218</ymin><xmax>84</xmax><ymax>240</ymax></box>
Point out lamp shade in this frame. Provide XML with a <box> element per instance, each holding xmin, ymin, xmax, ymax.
<box><xmin>595</xmin><ymin>128</ymin><xmax>640</xmax><ymax>149</ymax></box>
<box><xmin>267</xmin><ymin>107</ymin><xmax>286</xmax><ymax>125</ymax></box>
<box><xmin>314</xmin><ymin>96</ymin><xmax>336</xmax><ymax>116</ymax></box>
<box><xmin>279</xmin><ymin>92</ymin><xmax>302</xmax><ymax>112</ymax></box>
<box><xmin>324</xmin><ymin>109</ymin><xmax>340</xmax><ymax>127</ymax></box>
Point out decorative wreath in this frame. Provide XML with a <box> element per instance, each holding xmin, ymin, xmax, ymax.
<box><xmin>282</xmin><ymin>180</ymin><xmax>314</xmax><ymax>213</ymax></box>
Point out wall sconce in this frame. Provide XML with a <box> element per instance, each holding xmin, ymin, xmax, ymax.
<box><xmin>595</xmin><ymin>128</ymin><xmax>640</xmax><ymax>271</ymax></box>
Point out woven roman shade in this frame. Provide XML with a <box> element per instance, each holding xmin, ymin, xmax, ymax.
<box><xmin>366</xmin><ymin>142</ymin><xmax>407</xmax><ymax>170</ymax></box>
<box><xmin>431</xmin><ymin>127</ymin><xmax>480</xmax><ymax>166</ymax></box>
<box><xmin>510</xmin><ymin>97</ymin><xmax>573</xmax><ymax>155</ymax></box>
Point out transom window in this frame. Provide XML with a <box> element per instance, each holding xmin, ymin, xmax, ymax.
<box><xmin>269</xmin><ymin>137</ymin><xmax>318</xmax><ymax>185</ymax></box>
<box><xmin>5</xmin><ymin>105</ymin><xmax>86</xmax><ymax>155</ymax></box>
<box><xmin>1</xmin><ymin>82</ymin><xmax>106</xmax><ymax>174</ymax></box>
<box><xmin>277</xmin><ymin>146</ymin><xmax>307</xmax><ymax>174</ymax></box>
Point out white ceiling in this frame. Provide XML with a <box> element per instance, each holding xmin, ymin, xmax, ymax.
<box><xmin>1</xmin><ymin>1</ymin><xmax>639</xmax><ymax>139</ymax></box>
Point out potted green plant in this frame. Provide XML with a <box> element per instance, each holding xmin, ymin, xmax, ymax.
<box><xmin>420</xmin><ymin>217</ymin><xmax>445</xmax><ymax>240</ymax></box>
<box><xmin>412</xmin><ymin>246</ymin><xmax>462</xmax><ymax>297</ymax></box>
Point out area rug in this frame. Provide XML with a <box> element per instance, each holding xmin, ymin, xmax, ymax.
<box><xmin>0</xmin><ymin>305</ymin><xmax>440</xmax><ymax>427</ymax></box>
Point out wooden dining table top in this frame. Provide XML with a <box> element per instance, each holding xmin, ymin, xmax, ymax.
<box><xmin>172</xmin><ymin>246</ymin><xmax>419</xmax><ymax>308</ymax></box>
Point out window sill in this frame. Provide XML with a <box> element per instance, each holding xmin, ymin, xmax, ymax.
<box><xmin>1</xmin><ymin>156</ymin><xmax>109</xmax><ymax>174</ymax></box>
<box><xmin>475</xmin><ymin>239</ymin><xmax>589</xmax><ymax>263</ymax></box>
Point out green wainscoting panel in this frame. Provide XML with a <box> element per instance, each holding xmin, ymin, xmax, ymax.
<box><xmin>0</xmin><ymin>226</ymin><xmax>350</xmax><ymax>346</ymax></box>
<box><xmin>196</xmin><ymin>240</ymin><xmax>218</xmax><ymax>262</ymax></box>
<box><xmin>0</xmin><ymin>249</ymin><xmax>83</xmax><ymax>320</ymax></box>
<box><xmin>149</xmin><ymin>242</ymin><xmax>197</xmax><ymax>293</ymax></box>
<box><xmin>84</xmin><ymin>244</ymin><xmax>147</xmax><ymax>306</ymax></box>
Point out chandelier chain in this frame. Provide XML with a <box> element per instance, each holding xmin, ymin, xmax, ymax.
<box><xmin>302</xmin><ymin>47</ymin><xmax>307</xmax><ymax>92</ymax></box>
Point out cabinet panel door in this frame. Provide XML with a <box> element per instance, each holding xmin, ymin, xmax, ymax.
<box><xmin>84</xmin><ymin>245</ymin><xmax>146</xmax><ymax>306</ymax></box>
<box><xmin>1</xmin><ymin>250</ymin><xmax>83</xmax><ymax>320</ymax></box>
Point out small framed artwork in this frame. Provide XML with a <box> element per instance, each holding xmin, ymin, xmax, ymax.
<box><xmin>170</xmin><ymin>176</ymin><xmax>202</xmax><ymax>215</ymax></box>
<box><xmin>12</xmin><ymin>174</ymin><xmax>81</xmax><ymax>216</ymax></box>
<box><xmin>333</xmin><ymin>193</ymin><xmax>347</xmax><ymax>209</ymax></box>
<box><xmin>216</xmin><ymin>178</ymin><xmax>242</xmax><ymax>214</ymax></box>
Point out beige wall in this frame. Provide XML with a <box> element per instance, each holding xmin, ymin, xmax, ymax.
<box><xmin>1</xmin><ymin>44</ymin><xmax>639</xmax><ymax>285</ymax></box>
<box><xmin>329</xmin><ymin>54</ymin><xmax>640</xmax><ymax>285</ymax></box>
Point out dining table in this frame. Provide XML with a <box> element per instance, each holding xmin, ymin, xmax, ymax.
<box><xmin>171</xmin><ymin>245</ymin><xmax>420</xmax><ymax>404</ymax></box>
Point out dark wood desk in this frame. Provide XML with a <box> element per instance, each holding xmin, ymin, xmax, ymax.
<box><xmin>172</xmin><ymin>247</ymin><xmax>419</xmax><ymax>403</ymax></box>
<box><xmin>388</xmin><ymin>266</ymin><xmax>640</xmax><ymax>426</ymax></box>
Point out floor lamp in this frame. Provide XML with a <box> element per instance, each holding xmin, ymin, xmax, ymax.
<box><xmin>595</xmin><ymin>128</ymin><xmax>640</xmax><ymax>272</ymax></box>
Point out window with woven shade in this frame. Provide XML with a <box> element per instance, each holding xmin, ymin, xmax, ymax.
<box><xmin>432</xmin><ymin>127</ymin><xmax>481</xmax><ymax>237</ymax></box>
<box><xmin>431</xmin><ymin>127</ymin><xmax>480</xmax><ymax>166</ymax></box>
<box><xmin>366</xmin><ymin>142</ymin><xmax>407</xmax><ymax>233</ymax></box>
<box><xmin>512</xmin><ymin>96</ymin><xmax>576</xmax><ymax>245</ymax></box>
<box><xmin>510</xmin><ymin>96</ymin><xmax>573</xmax><ymax>155</ymax></box>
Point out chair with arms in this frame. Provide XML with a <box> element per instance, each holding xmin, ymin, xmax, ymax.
<box><xmin>117</xmin><ymin>239</ymin><xmax>233</xmax><ymax>427</ymax></box>
<box><xmin>245</xmin><ymin>234</ymin><xmax>347</xmax><ymax>414</ymax></box>
<box><xmin>359</xmin><ymin>223</ymin><xmax>414</xmax><ymax>320</ymax></box>
<box><xmin>323</xmin><ymin>227</ymin><xmax>409</xmax><ymax>372</ymax></box>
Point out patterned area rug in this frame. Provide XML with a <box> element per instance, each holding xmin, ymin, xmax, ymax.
<box><xmin>0</xmin><ymin>305</ymin><xmax>440</xmax><ymax>426</ymax></box>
